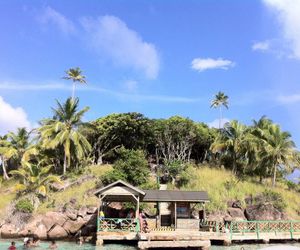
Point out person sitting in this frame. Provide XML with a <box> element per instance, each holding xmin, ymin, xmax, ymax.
<box><xmin>99</xmin><ymin>210</ymin><xmax>105</xmax><ymax>219</ymax></box>
<box><xmin>8</xmin><ymin>242</ymin><xmax>16</xmax><ymax>250</ymax></box>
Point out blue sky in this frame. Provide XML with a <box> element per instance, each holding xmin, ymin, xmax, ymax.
<box><xmin>1</xmin><ymin>0</ymin><xmax>300</xmax><ymax>156</ymax></box>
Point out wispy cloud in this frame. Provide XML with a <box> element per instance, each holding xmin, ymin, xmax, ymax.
<box><xmin>0</xmin><ymin>82</ymin><xmax>199</xmax><ymax>103</ymax></box>
<box><xmin>277</xmin><ymin>94</ymin><xmax>300</xmax><ymax>104</ymax></box>
<box><xmin>191</xmin><ymin>57</ymin><xmax>235</xmax><ymax>72</ymax></box>
<box><xmin>263</xmin><ymin>0</ymin><xmax>300</xmax><ymax>59</ymax></box>
<box><xmin>38</xmin><ymin>6</ymin><xmax>76</xmax><ymax>35</ymax></box>
<box><xmin>81</xmin><ymin>15</ymin><xmax>160</xmax><ymax>79</ymax></box>
<box><xmin>0</xmin><ymin>96</ymin><xmax>31</xmax><ymax>135</ymax></box>
<box><xmin>252</xmin><ymin>40</ymin><xmax>270</xmax><ymax>51</ymax></box>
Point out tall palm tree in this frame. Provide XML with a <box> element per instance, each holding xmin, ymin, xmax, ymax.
<box><xmin>63</xmin><ymin>67</ymin><xmax>87</xmax><ymax>100</ymax></box>
<box><xmin>211</xmin><ymin>120</ymin><xmax>249</xmax><ymax>174</ymax></box>
<box><xmin>210</xmin><ymin>91</ymin><xmax>229</xmax><ymax>129</ymax></box>
<box><xmin>39</xmin><ymin>97</ymin><xmax>91</xmax><ymax>175</ymax></box>
<box><xmin>252</xmin><ymin>118</ymin><xmax>298</xmax><ymax>187</ymax></box>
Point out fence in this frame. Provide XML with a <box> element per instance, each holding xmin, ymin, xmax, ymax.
<box><xmin>98</xmin><ymin>218</ymin><xmax>140</xmax><ymax>232</ymax></box>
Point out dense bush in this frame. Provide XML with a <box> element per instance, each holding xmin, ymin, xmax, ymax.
<box><xmin>15</xmin><ymin>199</ymin><xmax>34</xmax><ymax>213</ymax></box>
<box><xmin>101</xmin><ymin>148</ymin><xmax>149</xmax><ymax>186</ymax></box>
<box><xmin>256</xmin><ymin>190</ymin><xmax>287</xmax><ymax>211</ymax></box>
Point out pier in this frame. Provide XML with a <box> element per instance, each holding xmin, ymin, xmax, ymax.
<box><xmin>94</xmin><ymin>180</ymin><xmax>300</xmax><ymax>249</ymax></box>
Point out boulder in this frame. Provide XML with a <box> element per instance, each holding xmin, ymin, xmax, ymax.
<box><xmin>206</xmin><ymin>211</ymin><xmax>227</xmax><ymax>222</ymax></box>
<box><xmin>0</xmin><ymin>224</ymin><xmax>19</xmax><ymax>238</ymax></box>
<box><xmin>42</xmin><ymin>212</ymin><xmax>67</xmax><ymax>230</ymax></box>
<box><xmin>80</xmin><ymin>224</ymin><xmax>97</xmax><ymax>236</ymax></box>
<box><xmin>65</xmin><ymin>208</ymin><xmax>78</xmax><ymax>221</ymax></box>
<box><xmin>78</xmin><ymin>206</ymin><xmax>87</xmax><ymax>218</ymax></box>
<box><xmin>63</xmin><ymin>217</ymin><xmax>85</xmax><ymax>234</ymax></box>
<box><xmin>227</xmin><ymin>207</ymin><xmax>246</xmax><ymax>221</ymax></box>
<box><xmin>48</xmin><ymin>225</ymin><xmax>68</xmax><ymax>239</ymax></box>
<box><xmin>86</xmin><ymin>206</ymin><xmax>97</xmax><ymax>214</ymax></box>
<box><xmin>33</xmin><ymin>223</ymin><xmax>48</xmax><ymax>240</ymax></box>
<box><xmin>245</xmin><ymin>203</ymin><xmax>282</xmax><ymax>221</ymax></box>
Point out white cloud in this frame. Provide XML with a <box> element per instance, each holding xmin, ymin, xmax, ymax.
<box><xmin>252</xmin><ymin>40</ymin><xmax>270</xmax><ymax>51</ymax></box>
<box><xmin>277</xmin><ymin>94</ymin><xmax>300</xmax><ymax>104</ymax></box>
<box><xmin>208</xmin><ymin>118</ymin><xmax>230</xmax><ymax>129</ymax></box>
<box><xmin>191</xmin><ymin>58</ymin><xmax>235</xmax><ymax>72</ymax></box>
<box><xmin>39</xmin><ymin>6</ymin><xmax>75</xmax><ymax>35</ymax></box>
<box><xmin>81</xmin><ymin>15</ymin><xmax>160</xmax><ymax>79</ymax></box>
<box><xmin>0</xmin><ymin>81</ymin><xmax>199</xmax><ymax>103</ymax></box>
<box><xmin>0</xmin><ymin>96</ymin><xmax>31</xmax><ymax>135</ymax></box>
<box><xmin>263</xmin><ymin>0</ymin><xmax>300</xmax><ymax>59</ymax></box>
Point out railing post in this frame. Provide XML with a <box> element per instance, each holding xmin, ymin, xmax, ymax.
<box><xmin>230</xmin><ymin>222</ymin><xmax>233</xmax><ymax>241</ymax></box>
<box><xmin>256</xmin><ymin>222</ymin><xmax>260</xmax><ymax>240</ymax></box>
<box><xmin>290</xmin><ymin>221</ymin><xmax>294</xmax><ymax>239</ymax></box>
<box><xmin>216</xmin><ymin>222</ymin><xmax>219</xmax><ymax>235</ymax></box>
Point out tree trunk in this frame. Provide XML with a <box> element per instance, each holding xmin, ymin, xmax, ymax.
<box><xmin>219</xmin><ymin>106</ymin><xmax>222</xmax><ymax>129</ymax></box>
<box><xmin>63</xmin><ymin>153</ymin><xmax>67</xmax><ymax>175</ymax></box>
<box><xmin>1</xmin><ymin>157</ymin><xmax>9</xmax><ymax>180</ymax></box>
<box><xmin>72</xmin><ymin>82</ymin><xmax>76</xmax><ymax>101</ymax></box>
<box><xmin>272</xmin><ymin>165</ymin><xmax>277</xmax><ymax>187</ymax></box>
<box><xmin>97</xmin><ymin>155</ymin><xmax>103</xmax><ymax>165</ymax></box>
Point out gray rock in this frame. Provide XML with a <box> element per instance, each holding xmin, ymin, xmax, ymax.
<box><xmin>48</xmin><ymin>225</ymin><xmax>68</xmax><ymax>239</ymax></box>
<box><xmin>0</xmin><ymin>224</ymin><xmax>19</xmax><ymax>238</ymax></box>
<box><xmin>78</xmin><ymin>206</ymin><xmax>87</xmax><ymax>218</ymax></box>
<box><xmin>86</xmin><ymin>206</ymin><xmax>97</xmax><ymax>214</ymax></box>
<box><xmin>63</xmin><ymin>217</ymin><xmax>85</xmax><ymax>234</ymax></box>
<box><xmin>42</xmin><ymin>212</ymin><xmax>67</xmax><ymax>230</ymax></box>
<box><xmin>245</xmin><ymin>203</ymin><xmax>282</xmax><ymax>220</ymax></box>
<box><xmin>227</xmin><ymin>207</ymin><xmax>246</xmax><ymax>221</ymax></box>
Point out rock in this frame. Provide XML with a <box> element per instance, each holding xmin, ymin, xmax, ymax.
<box><xmin>63</xmin><ymin>217</ymin><xmax>85</xmax><ymax>234</ymax></box>
<box><xmin>245</xmin><ymin>203</ymin><xmax>282</xmax><ymax>220</ymax></box>
<box><xmin>78</xmin><ymin>206</ymin><xmax>87</xmax><ymax>217</ymax></box>
<box><xmin>245</xmin><ymin>196</ymin><xmax>253</xmax><ymax>205</ymax></box>
<box><xmin>227</xmin><ymin>208</ymin><xmax>246</xmax><ymax>221</ymax></box>
<box><xmin>42</xmin><ymin>212</ymin><xmax>67</xmax><ymax>230</ymax></box>
<box><xmin>48</xmin><ymin>225</ymin><xmax>68</xmax><ymax>239</ymax></box>
<box><xmin>33</xmin><ymin>223</ymin><xmax>48</xmax><ymax>240</ymax></box>
<box><xmin>80</xmin><ymin>224</ymin><xmax>97</xmax><ymax>236</ymax></box>
<box><xmin>86</xmin><ymin>206</ymin><xmax>97</xmax><ymax>214</ymax></box>
<box><xmin>206</xmin><ymin>211</ymin><xmax>227</xmax><ymax>222</ymax></box>
<box><xmin>0</xmin><ymin>224</ymin><xmax>19</xmax><ymax>238</ymax></box>
<box><xmin>65</xmin><ymin>209</ymin><xmax>78</xmax><ymax>221</ymax></box>
<box><xmin>83</xmin><ymin>214</ymin><xmax>92</xmax><ymax>223</ymax></box>
<box><xmin>232</xmin><ymin>200</ymin><xmax>242</xmax><ymax>209</ymax></box>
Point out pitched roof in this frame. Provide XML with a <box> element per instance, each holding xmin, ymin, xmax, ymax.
<box><xmin>143</xmin><ymin>190</ymin><xmax>209</xmax><ymax>202</ymax></box>
<box><xmin>94</xmin><ymin>179</ymin><xmax>145</xmax><ymax>197</ymax></box>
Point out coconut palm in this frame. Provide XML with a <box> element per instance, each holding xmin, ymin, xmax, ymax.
<box><xmin>210</xmin><ymin>91</ymin><xmax>229</xmax><ymax>129</ymax></box>
<box><xmin>0</xmin><ymin>135</ymin><xmax>18</xmax><ymax>180</ymax></box>
<box><xmin>63</xmin><ymin>67</ymin><xmax>87</xmax><ymax>100</ymax></box>
<box><xmin>253</xmin><ymin>121</ymin><xmax>298</xmax><ymax>187</ymax></box>
<box><xmin>10</xmin><ymin>161</ymin><xmax>62</xmax><ymax>198</ymax></box>
<box><xmin>211</xmin><ymin>120</ymin><xmax>249</xmax><ymax>174</ymax></box>
<box><xmin>39</xmin><ymin>97</ymin><xmax>91</xmax><ymax>175</ymax></box>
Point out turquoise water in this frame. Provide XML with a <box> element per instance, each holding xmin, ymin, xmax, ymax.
<box><xmin>1</xmin><ymin>240</ymin><xmax>300</xmax><ymax>249</ymax></box>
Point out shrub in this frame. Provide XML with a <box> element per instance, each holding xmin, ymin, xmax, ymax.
<box><xmin>15</xmin><ymin>199</ymin><xmax>34</xmax><ymax>213</ymax></box>
<box><xmin>101</xmin><ymin>148</ymin><xmax>149</xmax><ymax>186</ymax></box>
<box><xmin>256</xmin><ymin>190</ymin><xmax>287</xmax><ymax>211</ymax></box>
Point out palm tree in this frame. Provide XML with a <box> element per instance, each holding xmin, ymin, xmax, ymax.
<box><xmin>39</xmin><ymin>97</ymin><xmax>91</xmax><ymax>175</ymax></box>
<box><xmin>10</xmin><ymin>161</ymin><xmax>62</xmax><ymax>198</ymax></box>
<box><xmin>253</xmin><ymin>122</ymin><xmax>298</xmax><ymax>187</ymax></box>
<box><xmin>63</xmin><ymin>67</ymin><xmax>87</xmax><ymax>100</ymax></box>
<box><xmin>211</xmin><ymin>120</ymin><xmax>249</xmax><ymax>174</ymax></box>
<box><xmin>210</xmin><ymin>91</ymin><xmax>229</xmax><ymax>129</ymax></box>
<box><xmin>0</xmin><ymin>135</ymin><xmax>18</xmax><ymax>180</ymax></box>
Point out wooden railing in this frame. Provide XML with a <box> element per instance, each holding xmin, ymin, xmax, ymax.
<box><xmin>200</xmin><ymin>220</ymin><xmax>300</xmax><ymax>240</ymax></box>
<box><xmin>97</xmin><ymin>218</ymin><xmax>140</xmax><ymax>232</ymax></box>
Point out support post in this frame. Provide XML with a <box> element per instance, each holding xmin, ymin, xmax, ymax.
<box><xmin>174</xmin><ymin>202</ymin><xmax>177</xmax><ymax>229</ymax></box>
<box><xmin>136</xmin><ymin>195</ymin><xmax>140</xmax><ymax>219</ymax></box>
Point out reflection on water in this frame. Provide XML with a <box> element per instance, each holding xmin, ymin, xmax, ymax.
<box><xmin>1</xmin><ymin>240</ymin><xmax>300</xmax><ymax>250</ymax></box>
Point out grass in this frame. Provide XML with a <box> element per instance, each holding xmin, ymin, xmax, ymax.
<box><xmin>183</xmin><ymin>165</ymin><xmax>300</xmax><ymax>219</ymax></box>
<box><xmin>0</xmin><ymin>179</ymin><xmax>16</xmax><ymax>219</ymax></box>
<box><xmin>37</xmin><ymin>164</ymin><xmax>113</xmax><ymax>213</ymax></box>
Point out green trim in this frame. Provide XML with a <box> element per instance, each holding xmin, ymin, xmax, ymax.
<box><xmin>97</xmin><ymin>218</ymin><xmax>140</xmax><ymax>232</ymax></box>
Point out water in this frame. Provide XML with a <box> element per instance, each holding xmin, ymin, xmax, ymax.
<box><xmin>1</xmin><ymin>240</ymin><xmax>300</xmax><ymax>250</ymax></box>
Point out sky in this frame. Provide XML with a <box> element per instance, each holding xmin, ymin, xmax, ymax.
<box><xmin>1</xmin><ymin>0</ymin><xmax>300</xmax><ymax>157</ymax></box>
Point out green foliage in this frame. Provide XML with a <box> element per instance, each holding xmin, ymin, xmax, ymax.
<box><xmin>257</xmin><ymin>190</ymin><xmax>287</xmax><ymax>211</ymax></box>
<box><xmin>15</xmin><ymin>199</ymin><xmax>34</xmax><ymax>213</ymax></box>
<box><xmin>101</xmin><ymin>148</ymin><xmax>149</xmax><ymax>186</ymax></box>
<box><xmin>286</xmin><ymin>180</ymin><xmax>297</xmax><ymax>191</ymax></box>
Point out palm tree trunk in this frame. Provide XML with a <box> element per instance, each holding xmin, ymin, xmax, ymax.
<box><xmin>1</xmin><ymin>157</ymin><xmax>10</xmax><ymax>180</ymax></box>
<box><xmin>219</xmin><ymin>106</ymin><xmax>222</xmax><ymax>129</ymax></box>
<box><xmin>272</xmin><ymin>164</ymin><xmax>277</xmax><ymax>187</ymax></box>
<box><xmin>72</xmin><ymin>82</ymin><xmax>76</xmax><ymax>101</ymax></box>
<box><xmin>63</xmin><ymin>153</ymin><xmax>67</xmax><ymax>175</ymax></box>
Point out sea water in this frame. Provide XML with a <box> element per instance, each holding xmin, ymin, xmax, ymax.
<box><xmin>1</xmin><ymin>240</ymin><xmax>300</xmax><ymax>250</ymax></box>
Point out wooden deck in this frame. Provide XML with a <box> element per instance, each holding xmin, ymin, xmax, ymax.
<box><xmin>96</xmin><ymin>220</ymin><xmax>300</xmax><ymax>249</ymax></box>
